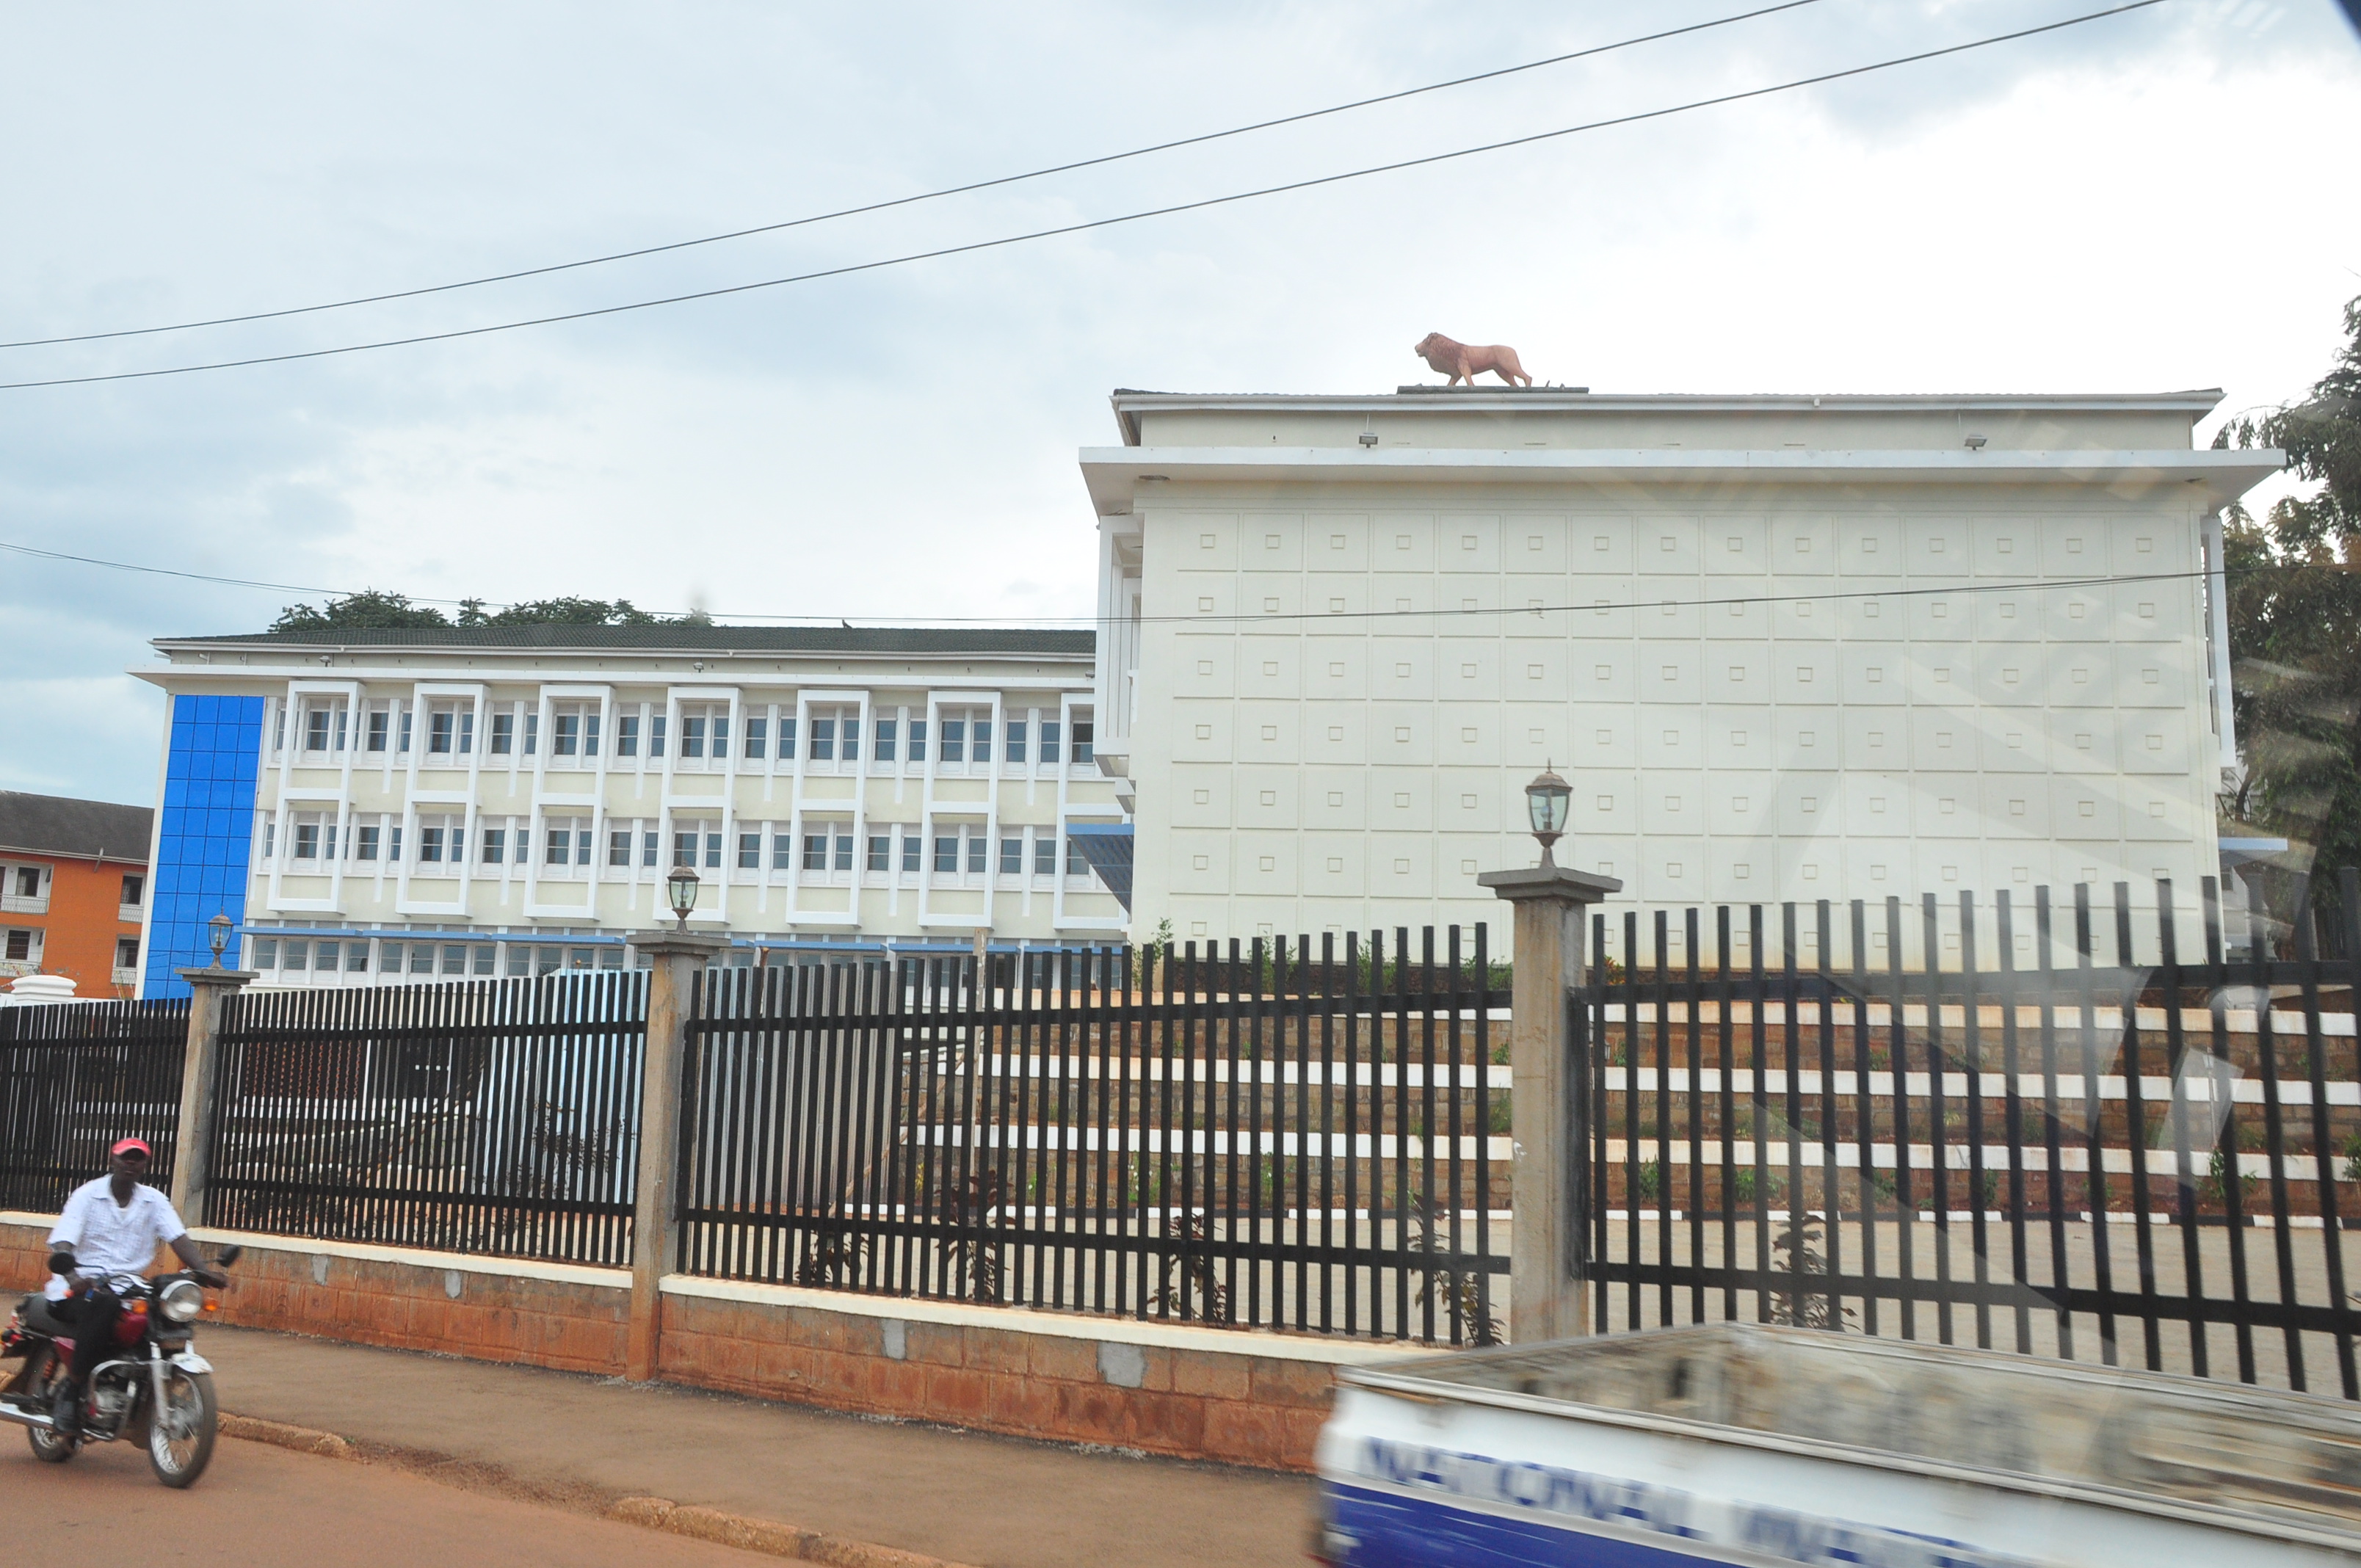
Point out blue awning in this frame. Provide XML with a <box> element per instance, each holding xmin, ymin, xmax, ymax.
<box><xmin>1065</xmin><ymin>823</ymin><xmax>1134</xmax><ymax>912</ymax></box>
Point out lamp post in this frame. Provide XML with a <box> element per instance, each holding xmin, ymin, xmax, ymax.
<box><xmin>1525</xmin><ymin>765</ymin><xmax>1571</xmax><ymax>866</ymax></box>
<box><xmin>665</xmin><ymin>865</ymin><xmax>700</xmax><ymax>932</ymax></box>
<box><xmin>206</xmin><ymin>912</ymin><xmax>233</xmax><ymax>968</ymax></box>
<box><xmin>1479</xmin><ymin>763</ymin><xmax>1620</xmax><ymax>1343</ymax></box>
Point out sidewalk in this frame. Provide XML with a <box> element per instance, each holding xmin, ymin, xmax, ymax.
<box><xmin>199</xmin><ymin>1325</ymin><xmax>1316</xmax><ymax>1568</ymax></box>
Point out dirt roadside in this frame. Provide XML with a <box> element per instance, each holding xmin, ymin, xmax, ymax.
<box><xmin>196</xmin><ymin>1325</ymin><xmax>1316</xmax><ymax>1568</ymax></box>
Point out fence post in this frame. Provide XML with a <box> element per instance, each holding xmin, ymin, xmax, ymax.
<box><xmin>1478</xmin><ymin>864</ymin><xmax>1620</xmax><ymax>1344</ymax></box>
<box><xmin>169</xmin><ymin>965</ymin><xmax>256</xmax><ymax>1224</ymax></box>
<box><xmin>626</xmin><ymin>932</ymin><xmax>727</xmax><ymax>1382</ymax></box>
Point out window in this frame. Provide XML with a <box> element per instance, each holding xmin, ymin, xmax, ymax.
<box><xmin>935</xmin><ymin>836</ymin><xmax>959</xmax><ymax>874</ymax></box>
<box><xmin>1000</xmin><ymin>837</ymin><xmax>1023</xmax><ymax>874</ymax></box>
<box><xmin>682</xmin><ymin>714</ymin><xmax>706</xmax><ymax>758</ymax></box>
<box><xmin>305</xmin><ymin>708</ymin><xmax>331</xmax><ymax>752</ymax></box>
<box><xmin>640</xmin><ymin>830</ymin><xmax>657</xmax><ymax>868</ymax></box>
<box><xmin>252</xmin><ymin>937</ymin><xmax>278</xmax><ymax>969</ymax></box>
<box><xmin>262</xmin><ymin>821</ymin><xmax>275</xmax><ymax>859</ymax></box>
<box><xmin>1005</xmin><ymin>722</ymin><xmax>1026</xmax><ymax>763</ymax></box>
<box><xmin>281</xmin><ymin>939</ymin><xmax>307</xmax><ymax>973</ymax></box>
<box><xmin>907</xmin><ymin>721</ymin><xmax>926</xmax><ymax>761</ymax></box>
<box><xmin>874</xmin><ymin>719</ymin><xmax>897</xmax><ymax>762</ymax></box>
<box><xmin>366</xmin><ymin>708</ymin><xmax>389</xmax><ymax>752</ymax></box>
<box><xmin>11</xmin><ymin>866</ymin><xmax>38</xmax><ymax>899</ymax></box>
<box><xmin>617</xmin><ymin>714</ymin><xmax>641</xmax><ymax>756</ymax></box>
<box><xmin>650</xmin><ymin>715</ymin><xmax>667</xmax><ymax>756</ymax></box>
<box><xmin>966</xmin><ymin>835</ymin><xmax>987</xmax><ymax>875</ymax></box>
<box><xmin>119</xmin><ymin>874</ymin><xmax>144</xmax><ymax>907</ymax></box>
<box><xmin>738</xmin><ymin>832</ymin><xmax>761</xmax><ymax>870</ymax></box>
<box><xmin>545</xmin><ymin>820</ymin><xmax>591</xmax><ymax>865</ymax></box>
<box><xmin>609</xmin><ymin>830</ymin><xmax>633</xmax><ymax>868</ymax></box>
<box><xmin>867</xmin><ymin>835</ymin><xmax>891</xmax><ymax>872</ymax></box>
<box><xmin>799</xmin><ymin>832</ymin><xmax>852</xmax><ymax>872</ymax></box>
<box><xmin>674</xmin><ymin>828</ymin><xmax>721</xmax><ymax>868</ymax></box>
<box><xmin>940</xmin><ymin>717</ymin><xmax>965</xmax><ymax>763</ymax></box>
<box><xmin>388</xmin><ymin>825</ymin><xmax>402</xmax><ymax>860</ymax></box>
<box><xmin>808</xmin><ymin>716</ymin><xmax>834</xmax><ymax>761</ymax></box>
<box><xmin>679</xmin><ymin>704</ymin><xmax>727</xmax><ymax>761</ymax></box>
<box><xmin>1039</xmin><ymin>721</ymin><xmax>1059</xmax><ymax>761</ymax></box>
<box><xmin>491</xmin><ymin>712</ymin><xmax>515</xmax><ymax>754</ymax></box>
<box><xmin>293</xmin><ymin>823</ymin><xmax>321</xmax><ymax>860</ymax></box>
<box><xmin>398</xmin><ymin>710</ymin><xmax>413</xmax><ymax>752</ymax></box>
<box><xmin>356</xmin><ymin>825</ymin><xmax>380</xmax><ymax>860</ymax></box>
<box><xmin>523</xmin><ymin>711</ymin><xmax>539</xmax><ymax>755</ymax></box>
<box><xmin>804</xmin><ymin>833</ymin><xmax>829</xmax><ymax>871</ymax></box>
<box><xmin>902</xmin><ymin>835</ymin><xmax>921</xmax><ymax>873</ymax></box>
<box><xmin>772</xmin><ymin>831</ymin><xmax>793</xmax><ymax>871</ymax></box>
<box><xmin>419</xmin><ymin>825</ymin><xmax>446</xmax><ymax>862</ymax></box>
<box><xmin>1034</xmin><ymin>836</ymin><xmax>1059</xmax><ymax>876</ymax></box>
<box><xmin>554</xmin><ymin>704</ymin><xmax>600</xmax><ymax>758</ymax></box>
<box><xmin>270</xmin><ymin>704</ymin><xmax>285</xmax><ymax>753</ymax></box>
<box><xmin>427</xmin><ymin>704</ymin><xmax>474</xmax><ymax>755</ymax></box>
<box><xmin>743</xmin><ymin>715</ymin><xmax>766</xmax><ymax>760</ymax></box>
<box><xmin>835</xmin><ymin>833</ymin><xmax>853</xmax><ymax>871</ymax></box>
<box><xmin>482</xmin><ymin>827</ymin><xmax>507</xmax><ymax>864</ymax></box>
<box><xmin>116</xmin><ymin>937</ymin><xmax>139</xmax><ymax>969</ymax></box>
<box><xmin>1071</xmin><ymin>718</ymin><xmax>1094</xmax><ymax>763</ymax></box>
<box><xmin>4</xmin><ymin>929</ymin><xmax>35</xmax><ymax>961</ymax></box>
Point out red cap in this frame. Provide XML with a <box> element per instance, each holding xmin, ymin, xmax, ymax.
<box><xmin>110</xmin><ymin>1137</ymin><xmax>152</xmax><ymax>1158</ymax></box>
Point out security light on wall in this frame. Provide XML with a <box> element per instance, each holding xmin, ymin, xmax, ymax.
<box><xmin>1964</xmin><ymin>434</ymin><xmax>1987</xmax><ymax>449</ymax></box>
<box><xmin>1525</xmin><ymin>765</ymin><xmax>1573</xmax><ymax>868</ymax></box>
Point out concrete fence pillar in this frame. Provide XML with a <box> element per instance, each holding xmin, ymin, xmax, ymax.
<box><xmin>626</xmin><ymin>932</ymin><xmax>727</xmax><ymax>1382</ymax></box>
<box><xmin>1476</xmin><ymin>864</ymin><xmax>1620</xmax><ymax>1345</ymax></box>
<box><xmin>170</xmin><ymin>965</ymin><xmax>257</xmax><ymax>1224</ymax></box>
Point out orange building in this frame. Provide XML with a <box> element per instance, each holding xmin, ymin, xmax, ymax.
<box><xmin>0</xmin><ymin>791</ymin><xmax>152</xmax><ymax>1000</ymax></box>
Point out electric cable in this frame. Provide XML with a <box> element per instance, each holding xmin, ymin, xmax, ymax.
<box><xmin>0</xmin><ymin>535</ymin><xmax>2301</xmax><ymax>631</ymax></box>
<box><xmin>0</xmin><ymin>0</ymin><xmax>2165</xmax><ymax>393</ymax></box>
<box><xmin>0</xmin><ymin>1</ymin><xmax>1824</xmax><ymax>350</ymax></box>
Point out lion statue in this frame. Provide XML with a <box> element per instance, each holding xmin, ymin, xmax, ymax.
<box><xmin>1414</xmin><ymin>333</ymin><xmax>1531</xmax><ymax>387</ymax></box>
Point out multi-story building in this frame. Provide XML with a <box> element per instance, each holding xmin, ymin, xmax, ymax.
<box><xmin>134</xmin><ymin>627</ymin><xmax>1122</xmax><ymax>996</ymax></box>
<box><xmin>1081</xmin><ymin>387</ymin><xmax>2279</xmax><ymax>960</ymax></box>
<box><xmin>0</xmin><ymin>790</ymin><xmax>151</xmax><ymax>997</ymax></box>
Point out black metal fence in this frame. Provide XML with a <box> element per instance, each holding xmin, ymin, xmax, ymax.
<box><xmin>678</xmin><ymin>932</ymin><xmax>1506</xmax><ymax>1343</ymax></box>
<box><xmin>0</xmin><ymin>998</ymin><xmax>189</xmax><ymax>1211</ymax></box>
<box><xmin>1584</xmin><ymin>872</ymin><xmax>2361</xmax><ymax>1401</ymax></box>
<box><xmin>206</xmin><ymin>972</ymin><xmax>646</xmax><ymax>1266</ymax></box>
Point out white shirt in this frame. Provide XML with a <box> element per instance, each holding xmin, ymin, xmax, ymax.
<box><xmin>44</xmin><ymin>1177</ymin><xmax>187</xmax><ymax>1301</ymax></box>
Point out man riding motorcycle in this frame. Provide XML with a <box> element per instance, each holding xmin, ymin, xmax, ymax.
<box><xmin>43</xmin><ymin>1138</ymin><xmax>226</xmax><ymax>1440</ymax></box>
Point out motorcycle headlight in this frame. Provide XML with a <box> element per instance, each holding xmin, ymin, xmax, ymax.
<box><xmin>158</xmin><ymin>1278</ymin><xmax>204</xmax><ymax>1324</ymax></box>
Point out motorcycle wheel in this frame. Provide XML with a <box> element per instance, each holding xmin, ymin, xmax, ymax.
<box><xmin>26</xmin><ymin>1357</ymin><xmax>75</xmax><ymax>1463</ymax></box>
<box><xmin>146</xmin><ymin>1368</ymin><xmax>216</xmax><ymax>1488</ymax></box>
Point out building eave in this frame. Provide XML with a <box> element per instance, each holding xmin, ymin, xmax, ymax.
<box><xmin>1078</xmin><ymin>445</ymin><xmax>2284</xmax><ymax>518</ymax></box>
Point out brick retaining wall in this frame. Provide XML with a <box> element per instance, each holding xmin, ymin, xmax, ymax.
<box><xmin>2</xmin><ymin>1215</ymin><xmax>1423</xmax><ymax>1470</ymax></box>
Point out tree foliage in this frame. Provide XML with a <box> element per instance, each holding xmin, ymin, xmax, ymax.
<box><xmin>2215</xmin><ymin>295</ymin><xmax>2361</xmax><ymax>941</ymax></box>
<box><xmin>272</xmin><ymin>592</ymin><xmax>708</xmax><ymax>632</ymax></box>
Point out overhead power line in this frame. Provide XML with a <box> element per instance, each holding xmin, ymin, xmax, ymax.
<box><xmin>0</xmin><ymin>1</ymin><xmax>1823</xmax><ymax>351</ymax></box>
<box><xmin>0</xmin><ymin>1</ymin><xmax>2166</xmax><ymax>394</ymax></box>
<box><xmin>0</xmin><ymin>536</ymin><xmax>2298</xmax><ymax>631</ymax></box>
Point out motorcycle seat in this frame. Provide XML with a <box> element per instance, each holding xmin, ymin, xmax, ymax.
<box><xmin>15</xmin><ymin>1295</ymin><xmax>73</xmax><ymax>1338</ymax></box>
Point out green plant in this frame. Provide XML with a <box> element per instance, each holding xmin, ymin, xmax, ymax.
<box><xmin>2201</xmin><ymin>1148</ymin><xmax>2259</xmax><ymax>1210</ymax></box>
<box><xmin>2341</xmin><ymin>1132</ymin><xmax>2361</xmax><ymax>1185</ymax></box>
<box><xmin>1410</xmin><ymin>1191</ymin><xmax>1501</xmax><ymax>1346</ymax></box>
<box><xmin>1634</xmin><ymin>1160</ymin><xmax>1663</xmax><ymax>1199</ymax></box>
<box><xmin>1769</xmin><ymin>1213</ymin><xmax>1855</xmax><ymax>1330</ymax></box>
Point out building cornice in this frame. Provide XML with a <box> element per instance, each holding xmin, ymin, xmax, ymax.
<box><xmin>1078</xmin><ymin>444</ymin><xmax>2283</xmax><ymax>517</ymax></box>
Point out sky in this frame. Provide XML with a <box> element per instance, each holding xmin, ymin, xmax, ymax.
<box><xmin>1</xmin><ymin>0</ymin><xmax>2356</xmax><ymax>807</ymax></box>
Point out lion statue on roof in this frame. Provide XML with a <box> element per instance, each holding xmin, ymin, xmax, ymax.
<box><xmin>1414</xmin><ymin>333</ymin><xmax>1531</xmax><ymax>388</ymax></box>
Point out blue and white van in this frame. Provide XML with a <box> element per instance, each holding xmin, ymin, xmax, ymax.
<box><xmin>1313</xmin><ymin>1324</ymin><xmax>2361</xmax><ymax>1567</ymax></box>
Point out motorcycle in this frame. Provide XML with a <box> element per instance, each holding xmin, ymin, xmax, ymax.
<box><xmin>0</xmin><ymin>1244</ymin><xmax>242</xmax><ymax>1487</ymax></box>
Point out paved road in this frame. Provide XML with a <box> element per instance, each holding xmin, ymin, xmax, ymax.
<box><xmin>197</xmin><ymin>1326</ymin><xmax>1315</xmax><ymax>1568</ymax></box>
<box><xmin>4</xmin><ymin>1431</ymin><xmax>768</xmax><ymax>1567</ymax></box>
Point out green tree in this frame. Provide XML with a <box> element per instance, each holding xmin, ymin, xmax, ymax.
<box><xmin>2216</xmin><ymin>296</ymin><xmax>2361</xmax><ymax>940</ymax></box>
<box><xmin>275</xmin><ymin>592</ymin><xmax>708</xmax><ymax>631</ymax></box>
<box><xmin>270</xmin><ymin>589</ymin><xmax>450</xmax><ymax>631</ymax></box>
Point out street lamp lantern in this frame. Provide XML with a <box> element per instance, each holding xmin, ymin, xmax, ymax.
<box><xmin>206</xmin><ymin>912</ymin><xmax>233</xmax><ymax>968</ymax></box>
<box><xmin>665</xmin><ymin>864</ymin><xmax>701</xmax><ymax>932</ymax></box>
<box><xmin>1524</xmin><ymin>765</ymin><xmax>1572</xmax><ymax>867</ymax></box>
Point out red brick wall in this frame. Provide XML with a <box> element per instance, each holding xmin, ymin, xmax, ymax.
<box><xmin>3</xmin><ymin>1221</ymin><xmax>1355</xmax><ymax>1470</ymax></box>
<box><xmin>656</xmin><ymin>1292</ymin><xmax>1341</xmax><ymax>1470</ymax></box>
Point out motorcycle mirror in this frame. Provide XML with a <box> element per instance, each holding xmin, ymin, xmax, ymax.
<box><xmin>216</xmin><ymin>1245</ymin><xmax>243</xmax><ymax>1266</ymax></box>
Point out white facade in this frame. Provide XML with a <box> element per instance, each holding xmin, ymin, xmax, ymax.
<box><xmin>1082</xmin><ymin>389</ymin><xmax>2279</xmax><ymax>962</ymax></box>
<box><xmin>138</xmin><ymin>629</ymin><xmax>1123</xmax><ymax>987</ymax></box>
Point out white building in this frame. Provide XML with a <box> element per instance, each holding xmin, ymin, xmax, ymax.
<box><xmin>135</xmin><ymin>626</ymin><xmax>1123</xmax><ymax>992</ymax></box>
<box><xmin>1081</xmin><ymin>388</ymin><xmax>2278</xmax><ymax>961</ymax></box>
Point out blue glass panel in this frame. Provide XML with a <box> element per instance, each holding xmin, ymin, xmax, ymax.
<box><xmin>145</xmin><ymin>694</ymin><xmax>265</xmax><ymax>999</ymax></box>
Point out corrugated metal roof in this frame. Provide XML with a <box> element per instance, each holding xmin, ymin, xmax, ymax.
<box><xmin>156</xmin><ymin>624</ymin><xmax>1095</xmax><ymax>656</ymax></box>
<box><xmin>0</xmin><ymin>791</ymin><xmax>153</xmax><ymax>863</ymax></box>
